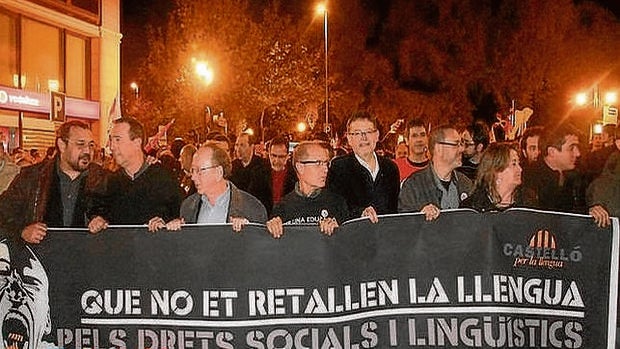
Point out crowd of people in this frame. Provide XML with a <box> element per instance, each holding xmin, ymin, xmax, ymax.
<box><xmin>0</xmin><ymin>111</ymin><xmax>618</xmax><ymax>244</ymax></box>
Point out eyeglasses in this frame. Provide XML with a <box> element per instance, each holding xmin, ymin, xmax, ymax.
<box><xmin>66</xmin><ymin>139</ymin><xmax>96</xmax><ymax>150</ymax></box>
<box><xmin>347</xmin><ymin>129</ymin><xmax>377</xmax><ymax>139</ymax></box>
<box><xmin>189</xmin><ymin>164</ymin><xmax>220</xmax><ymax>175</ymax></box>
<box><xmin>269</xmin><ymin>153</ymin><xmax>288</xmax><ymax>160</ymax></box>
<box><xmin>462</xmin><ymin>140</ymin><xmax>475</xmax><ymax>147</ymax></box>
<box><xmin>298</xmin><ymin>160</ymin><xmax>331</xmax><ymax>168</ymax></box>
<box><xmin>437</xmin><ymin>140</ymin><xmax>465</xmax><ymax>147</ymax></box>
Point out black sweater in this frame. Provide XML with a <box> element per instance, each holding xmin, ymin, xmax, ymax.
<box><xmin>272</xmin><ymin>188</ymin><xmax>349</xmax><ymax>224</ymax></box>
<box><xmin>90</xmin><ymin>163</ymin><xmax>181</xmax><ymax>224</ymax></box>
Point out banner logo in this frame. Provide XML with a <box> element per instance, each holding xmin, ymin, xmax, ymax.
<box><xmin>504</xmin><ymin>229</ymin><xmax>583</xmax><ymax>269</ymax></box>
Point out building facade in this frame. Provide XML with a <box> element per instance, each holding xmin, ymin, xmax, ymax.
<box><xmin>0</xmin><ymin>0</ymin><xmax>120</xmax><ymax>153</ymax></box>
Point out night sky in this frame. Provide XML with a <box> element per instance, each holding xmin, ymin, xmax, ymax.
<box><xmin>122</xmin><ymin>0</ymin><xmax>620</xmax><ymax>26</ymax></box>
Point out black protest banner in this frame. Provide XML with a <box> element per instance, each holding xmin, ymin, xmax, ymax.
<box><xmin>0</xmin><ymin>209</ymin><xmax>617</xmax><ymax>348</ymax></box>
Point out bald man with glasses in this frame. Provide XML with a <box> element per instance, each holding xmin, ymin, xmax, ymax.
<box><xmin>267</xmin><ymin>141</ymin><xmax>348</xmax><ymax>238</ymax></box>
<box><xmin>157</xmin><ymin>142</ymin><xmax>267</xmax><ymax>233</ymax></box>
<box><xmin>399</xmin><ymin>125</ymin><xmax>472</xmax><ymax>221</ymax></box>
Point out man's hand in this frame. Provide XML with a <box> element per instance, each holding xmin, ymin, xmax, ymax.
<box><xmin>421</xmin><ymin>204</ymin><xmax>441</xmax><ymax>221</ymax></box>
<box><xmin>21</xmin><ymin>223</ymin><xmax>47</xmax><ymax>244</ymax></box>
<box><xmin>589</xmin><ymin>205</ymin><xmax>610</xmax><ymax>228</ymax></box>
<box><xmin>319</xmin><ymin>217</ymin><xmax>339</xmax><ymax>236</ymax></box>
<box><xmin>266</xmin><ymin>217</ymin><xmax>284</xmax><ymax>238</ymax></box>
<box><xmin>230</xmin><ymin>217</ymin><xmax>250</xmax><ymax>233</ymax></box>
<box><xmin>88</xmin><ymin>216</ymin><xmax>108</xmax><ymax>234</ymax></box>
<box><xmin>361</xmin><ymin>206</ymin><xmax>379</xmax><ymax>223</ymax></box>
<box><xmin>147</xmin><ymin>216</ymin><xmax>166</xmax><ymax>232</ymax></box>
<box><xmin>165</xmin><ymin>218</ymin><xmax>184</xmax><ymax>231</ymax></box>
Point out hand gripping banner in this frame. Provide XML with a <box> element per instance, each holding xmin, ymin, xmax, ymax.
<box><xmin>0</xmin><ymin>208</ymin><xmax>618</xmax><ymax>348</ymax></box>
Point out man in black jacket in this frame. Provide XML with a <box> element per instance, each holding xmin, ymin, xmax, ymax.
<box><xmin>267</xmin><ymin>141</ymin><xmax>348</xmax><ymax>238</ymax></box>
<box><xmin>0</xmin><ymin>120</ymin><xmax>106</xmax><ymax>243</ymax></box>
<box><xmin>327</xmin><ymin>111</ymin><xmax>400</xmax><ymax>222</ymax></box>
<box><xmin>88</xmin><ymin>117</ymin><xmax>181</xmax><ymax>233</ymax></box>
<box><xmin>521</xmin><ymin>124</ymin><xmax>609</xmax><ymax>227</ymax></box>
<box><xmin>247</xmin><ymin>135</ymin><xmax>296</xmax><ymax>214</ymax></box>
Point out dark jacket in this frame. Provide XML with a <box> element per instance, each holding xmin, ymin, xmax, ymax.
<box><xmin>180</xmin><ymin>182</ymin><xmax>267</xmax><ymax>224</ymax></box>
<box><xmin>89</xmin><ymin>163</ymin><xmax>181</xmax><ymax>224</ymax></box>
<box><xmin>460</xmin><ymin>186</ymin><xmax>535</xmax><ymax>212</ymax></box>
<box><xmin>587</xmin><ymin>152</ymin><xmax>620</xmax><ymax>217</ymax></box>
<box><xmin>230</xmin><ymin>155</ymin><xmax>269</xmax><ymax>192</ymax></box>
<box><xmin>583</xmin><ymin>145</ymin><xmax>618</xmax><ymax>184</ymax></box>
<box><xmin>398</xmin><ymin>165</ymin><xmax>472</xmax><ymax>212</ymax></box>
<box><xmin>327</xmin><ymin>153</ymin><xmax>400</xmax><ymax>218</ymax></box>
<box><xmin>522</xmin><ymin>160</ymin><xmax>586</xmax><ymax>214</ymax></box>
<box><xmin>0</xmin><ymin>157</ymin><xmax>106</xmax><ymax>240</ymax></box>
<box><xmin>247</xmin><ymin>159</ymin><xmax>296</xmax><ymax>214</ymax></box>
<box><xmin>272</xmin><ymin>186</ymin><xmax>349</xmax><ymax>224</ymax></box>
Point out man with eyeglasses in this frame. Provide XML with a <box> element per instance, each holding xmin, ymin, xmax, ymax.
<box><xmin>327</xmin><ymin>111</ymin><xmax>400</xmax><ymax>222</ymax></box>
<box><xmin>457</xmin><ymin>121</ymin><xmax>490</xmax><ymax>181</ymax></box>
<box><xmin>0</xmin><ymin>120</ymin><xmax>106</xmax><ymax>243</ymax></box>
<box><xmin>399</xmin><ymin>125</ymin><xmax>473</xmax><ymax>221</ymax></box>
<box><xmin>267</xmin><ymin>141</ymin><xmax>348</xmax><ymax>238</ymax></box>
<box><xmin>87</xmin><ymin>117</ymin><xmax>181</xmax><ymax>233</ymax></box>
<box><xmin>160</xmin><ymin>142</ymin><xmax>267</xmax><ymax>233</ymax></box>
<box><xmin>248</xmin><ymin>135</ymin><xmax>296</xmax><ymax>215</ymax></box>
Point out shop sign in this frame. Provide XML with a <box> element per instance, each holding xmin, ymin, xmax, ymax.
<box><xmin>0</xmin><ymin>86</ymin><xmax>47</xmax><ymax>114</ymax></box>
<box><xmin>0</xmin><ymin>85</ymin><xmax>99</xmax><ymax>120</ymax></box>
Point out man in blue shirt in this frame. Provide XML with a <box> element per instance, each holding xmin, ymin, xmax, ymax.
<box><xmin>161</xmin><ymin>143</ymin><xmax>267</xmax><ymax>232</ymax></box>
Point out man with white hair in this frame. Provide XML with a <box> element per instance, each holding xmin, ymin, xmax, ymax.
<box><xmin>160</xmin><ymin>142</ymin><xmax>267</xmax><ymax>233</ymax></box>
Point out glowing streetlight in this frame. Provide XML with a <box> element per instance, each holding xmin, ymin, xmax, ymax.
<box><xmin>604</xmin><ymin>92</ymin><xmax>617</xmax><ymax>105</ymax></box>
<box><xmin>296</xmin><ymin>122</ymin><xmax>307</xmax><ymax>133</ymax></box>
<box><xmin>130</xmin><ymin>82</ymin><xmax>139</xmax><ymax>98</ymax></box>
<box><xmin>575</xmin><ymin>92</ymin><xmax>588</xmax><ymax>106</ymax></box>
<box><xmin>316</xmin><ymin>3</ymin><xmax>329</xmax><ymax>134</ymax></box>
<box><xmin>194</xmin><ymin>60</ymin><xmax>214</xmax><ymax>85</ymax></box>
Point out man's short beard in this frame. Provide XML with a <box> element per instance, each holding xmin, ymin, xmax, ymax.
<box><xmin>71</xmin><ymin>154</ymin><xmax>91</xmax><ymax>172</ymax></box>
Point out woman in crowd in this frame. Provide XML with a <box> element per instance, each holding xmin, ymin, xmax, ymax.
<box><xmin>461</xmin><ymin>142</ymin><xmax>530</xmax><ymax>212</ymax></box>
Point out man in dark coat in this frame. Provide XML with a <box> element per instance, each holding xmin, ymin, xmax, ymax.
<box><xmin>247</xmin><ymin>135</ymin><xmax>296</xmax><ymax>214</ymax></box>
<box><xmin>327</xmin><ymin>111</ymin><xmax>400</xmax><ymax>221</ymax></box>
<box><xmin>88</xmin><ymin>117</ymin><xmax>181</xmax><ymax>233</ymax></box>
<box><xmin>399</xmin><ymin>125</ymin><xmax>472</xmax><ymax>221</ymax></box>
<box><xmin>0</xmin><ymin>120</ymin><xmax>106</xmax><ymax>243</ymax></box>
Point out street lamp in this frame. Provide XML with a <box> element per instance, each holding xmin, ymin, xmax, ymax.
<box><xmin>604</xmin><ymin>92</ymin><xmax>617</xmax><ymax>105</ymax></box>
<box><xmin>194</xmin><ymin>61</ymin><xmax>214</xmax><ymax>85</ymax></box>
<box><xmin>575</xmin><ymin>92</ymin><xmax>587</xmax><ymax>106</ymax></box>
<box><xmin>574</xmin><ymin>86</ymin><xmax>618</xmax><ymax>139</ymax></box>
<box><xmin>296</xmin><ymin>122</ymin><xmax>307</xmax><ymax>133</ymax></box>
<box><xmin>316</xmin><ymin>3</ymin><xmax>329</xmax><ymax>134</ymax></box>
<box><xmin>191</xmin><ymin>58</ymin><xmax>215</xmax><ymax>142</ymax></box>
<box><xmin>130</xmin><ymin>82</ymin><xmax>139</xmax><ymax>98</ymax></box>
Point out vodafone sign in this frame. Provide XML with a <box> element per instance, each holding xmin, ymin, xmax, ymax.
<box><xmin>0</xmin><ymin>85</ymin><xmax>99</xmax><ymax>119</ymax></box>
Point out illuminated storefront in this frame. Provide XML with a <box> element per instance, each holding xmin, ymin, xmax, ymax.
<box><xmin>0</xmin><ymin>0</ymin><xmax>120</xmax><ymax>152</ymax></box>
